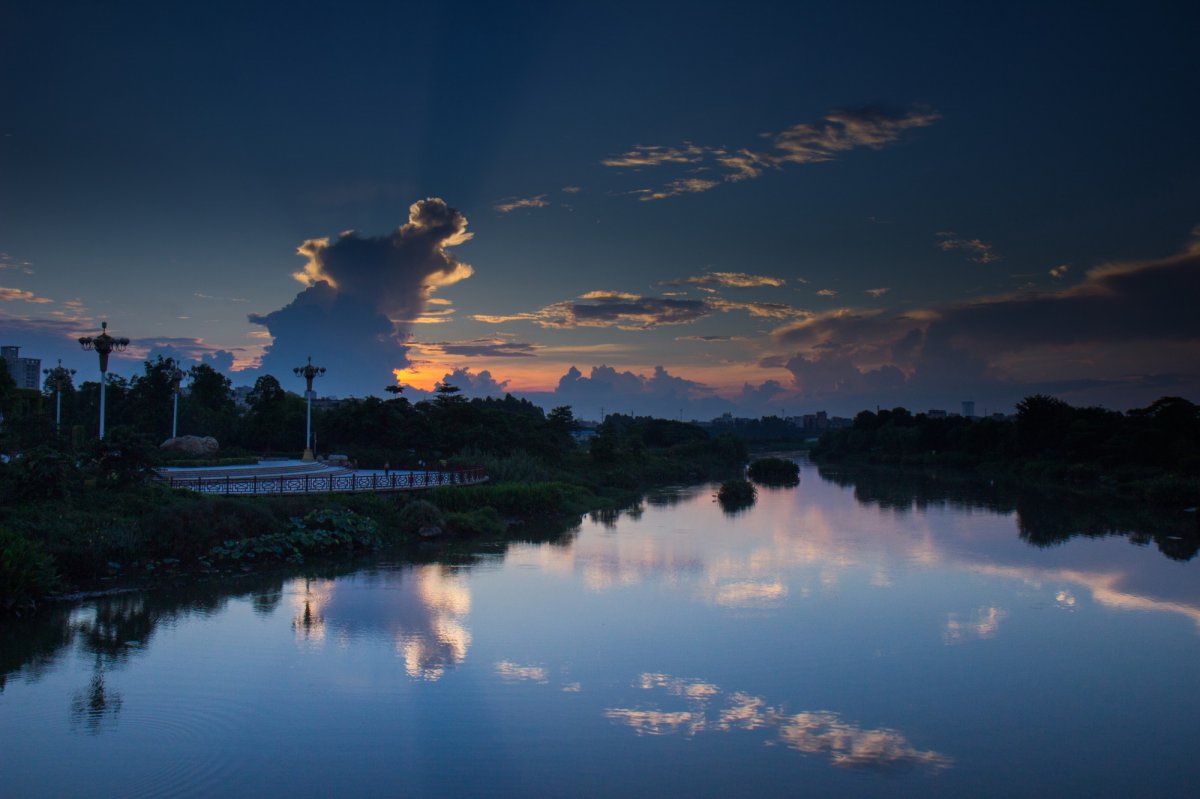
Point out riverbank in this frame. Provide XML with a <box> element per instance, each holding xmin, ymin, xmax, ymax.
<box><xmin>1</xmin><ymin>435</ymin><xmax>746</xmax><ymax>613</ymax></box>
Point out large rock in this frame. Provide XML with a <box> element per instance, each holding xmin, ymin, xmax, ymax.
<box><xmin>160</xmin><ymin>435</ymin><xmax>219</xmax><ymax>456</ymax></box>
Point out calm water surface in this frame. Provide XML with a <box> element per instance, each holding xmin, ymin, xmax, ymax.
<box><xmin>3</xmin><ymin>458</ymin><xmax>1198</xmax><ymax>797</ymax></box>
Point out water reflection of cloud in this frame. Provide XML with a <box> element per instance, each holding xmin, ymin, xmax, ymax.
<box><xmin>517</xmin><ymin>466</ymin><xmax>1200</xmax><ymax>636</ymax></box>
<box><xmin>494</xmin><ymin>661</ymin><xmax>549</xmax><ymax>683</ymax></box>
<box><xmin>606</xmin><ymin>673</ymin><xmax>952</xmax><ymax>773</ymax></box>
<box><xmin>944</xmin><ymin>606</ymin><xmax>1008</xmax><ymax>644</ymax></box>
<box><xmin>288</xmin><ymin>566</ymin><xmax>473</xmax><ymax>681</ymax></box>
<box><xmin>704</xmin><ymin>579</ymin><xmax>788</xmax><ymax>608</ymax></box>
<box><xmin>976</xmin><ymin>564</ymin><xmax>1200</xmax><ymax>632</ymax></box>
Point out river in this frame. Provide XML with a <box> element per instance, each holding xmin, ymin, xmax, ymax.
<box><xmin>2</xmin><ymin>457</ymin><xmax>1198</xmax><ymax>797</ymax></box>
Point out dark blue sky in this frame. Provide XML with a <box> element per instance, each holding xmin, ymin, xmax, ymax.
<box><xmin>3</xmin><ymin>1</ymin><xmax>1198</xmax><ymax>417</ymax></box>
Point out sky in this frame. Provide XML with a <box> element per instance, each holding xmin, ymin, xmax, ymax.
<box><xmin>2</xmin><ymin>0</ymin><xmax>1199</xmax><ymax>420</ymax></box>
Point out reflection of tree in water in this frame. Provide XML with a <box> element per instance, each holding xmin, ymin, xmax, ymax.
<box><xmin>818</xmin><ymin>464</ymin><xmax>1199</xmax><ymax>562</ymax></box>
<box><xmin>70</xmin><ymin>654</ymin><xmax>123</xmax><ymax>734</ymax></box>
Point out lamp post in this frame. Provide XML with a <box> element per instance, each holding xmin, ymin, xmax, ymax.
<box><xmin>170</xmin><ymin>365</ymin><xmax>185</xmax><ymax>439</ymax></box>
<box><xmin>42</xmin><ymin>359</ymin><xmax>77</xmax><ymax>433</ymax></box>
<box><xmin>78</xmin><ymin>322</ymin><xmax>129</xmax><ymax>440</ymax></box>
<box><xmin>293</xmin><ymin>356</ymin><xmax>325</xmax><ymax>461</ymax></box>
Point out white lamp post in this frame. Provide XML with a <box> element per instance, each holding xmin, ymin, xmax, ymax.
<box><xmin>42</xmin><ymin>359</ymin><xmax>77</xmax><ymax>433</ymax></box>
<box><xmin>78</xmin><ymin>322</ymin><xmax>129</xmax><ymax>440</ymax></box>
<box><xmin>293</xmin><ymin>356</ymin><xmax>325</xmax><ymax>461</ymax></box>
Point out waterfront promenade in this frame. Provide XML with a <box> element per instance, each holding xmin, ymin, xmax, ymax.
<box><xmin>158</xmin><ymin>459</ymin><xmax>487</xmax><ymax>496</ymax></box>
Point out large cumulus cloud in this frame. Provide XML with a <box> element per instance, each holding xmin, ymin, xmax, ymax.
<box><xmin>248</xmin><ymin>198</ymin><xmax>473</xmax><ymax>396</ymax></box>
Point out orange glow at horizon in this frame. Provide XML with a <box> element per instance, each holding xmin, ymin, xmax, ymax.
<box><xmin>392</xmin><ymin>359</ymin><xmax>793</xmax><ymax>396</ymax></box>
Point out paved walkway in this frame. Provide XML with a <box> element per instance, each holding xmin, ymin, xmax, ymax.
<box><xmin>158</xmin><ymin>459</ymin><xmax>487</xmax><ymax>496</ymax></box>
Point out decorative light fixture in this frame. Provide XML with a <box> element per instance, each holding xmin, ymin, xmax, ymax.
<box><xmin>78</xmin><ymin>322</ymin><xmax>129</xmax><ymax>439</ymax></box>
<box><xmin>42</xmin><ymin>359</ymin><xmax>77</xmax><ymax>433</ymax></box>
<box><xmin>170</xmin><ymin>365</ymin><xmax>185</xmax><ymax>439</ymax></box>
<box><xmin>293</xmin><ymin>356</ymin><xmax>325</xmax><ymax>461</ymax></box>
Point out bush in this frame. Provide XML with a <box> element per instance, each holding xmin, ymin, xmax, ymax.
<box><xmin>747</xmin><ymin>457</ymin><xmax>800</xmax><ymax>486</ymax></box>
<box><xmin>0</xmin><ymin>528</ymin><xmax>59</xmax><ymax>611</ymax></box>
<box><xmin>204</xmin><ymin>508</ymin><xmax>380</xmax><ymax>566</ymax></box>
<box><xmin>444</xmin><ymin>507</ymin><xmax>505</xmax><ymax>537</ymax></box>
<box><xmin>396</xmin><ymin>500</ymin><xmax>445</xmax><ymax>535</ymax></box>
<box><xmin>717</xmin><ymin>479</ymin><xmax>757</xmax><ymax>512</ymax></box>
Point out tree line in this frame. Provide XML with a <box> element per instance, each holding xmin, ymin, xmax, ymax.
<box><xmin>811</xmin><ymin>394</ymin><xmax>1199</xmax><ymax>506</ymax></box>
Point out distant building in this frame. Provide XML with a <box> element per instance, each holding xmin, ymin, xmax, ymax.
<box><xmin>1</xmin><ymin>345</ymin><xmax>41</xmax><ymax>390</ymax></box>
<box><xmin>962</xmin><ymin>400</ymin><xmax>976</xmax><ymax>418</ymax></box>
<box><xmin>927</xmin><ymin>409</ymin><xmax>948</xmax><ymax>419</ymax></box>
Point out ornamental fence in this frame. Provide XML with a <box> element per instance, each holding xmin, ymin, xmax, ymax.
<box><xmin>163</xmin><ymin>467</ymin><xmax>487</xmax><ymax>496</ymax></box>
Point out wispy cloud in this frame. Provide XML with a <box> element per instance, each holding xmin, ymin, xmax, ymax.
<box><xmin>414</xmin><ymin>338</ymin><xmax>540</xmax><ymax>358</ymax></box>
<box><xmin>194</xmin><ymin>292</ymin><xmax>250</xmax><ymax>303</ymax></box>
<box><xmin>865</xmin><ymin>287</ymin><xmax>890</xmax><ymax>297</ymax></box>
<box><xmin>493</xmin><ymin>194</ymin><xmax>550</xmax><ymax>214</ymax></box>
<box><xmin>601</xmin><ymin>143</ymin><xmax>709</xmax><ymax>168</ymax></box>
<box><xmin>666</xmin><ymin>271</ymin><xmax>786</xmax><ymax>288</ymax></box>
<box><xmin>1049</xmin><ymin>264</ymin><xmax>1070</xmax><ymax>279</ymax></box>
<box><xmin>0</xmin><ymin>286</ymin><xmax>52</xmax><ymax>304</ymax></box>
<box><xmin>636</xmin><ymin>177</ymin><xmax>722</xmax><ymax>201</ymax></box>
<box><xmin>0</xmin><ymin>253</ymin><xmax>34</xmax><ymax>275</ymax></box>
<box><xmin>816</xmin><ymin>289</ymin><xmax>838</xmax><ymax>297</ymax></box>
<box><xmin>604</xmin><ymin>106</ymin><xmax>940</xmax><ymax>201</ymax></box>
<box><xmin>476</xmin><ymin>291</ymin><xmax>808</xmax><ymax>330</ymax></box>
<box><xmin>936</xmin><ymin>231</ymin><xmax>1000</xmax><ymax>263</ymax></box>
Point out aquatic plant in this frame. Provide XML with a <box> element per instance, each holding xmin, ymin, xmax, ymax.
<box><xmin>717</xmin><ymin>479</ymin><xmax>757</xmax><ymax>512</ymax></box>
<box><xmin>747</xmin><ymin>457</ymin><xmax>800</xmax><ymax>486</ymax></box>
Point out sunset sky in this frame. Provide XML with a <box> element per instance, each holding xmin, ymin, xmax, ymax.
<box><xmin>3</xmin><ymin>1</ymin><xmax>1198</xmax><ymax>419</ymax></box>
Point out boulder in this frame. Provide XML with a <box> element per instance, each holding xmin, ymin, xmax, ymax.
<box><xmin>160</xmin><ymin>435</ymin><xmax>220</xmax><ymax>456</ymax></box>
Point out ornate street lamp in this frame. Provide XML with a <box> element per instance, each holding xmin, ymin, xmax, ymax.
<box><xmin>43</xmin><ymin>359</ymin><xmax>77</xmax><ymax>433</ymax></box>
<box><xmin>293</xmin><ymin>356</ymin><xmax>325</xmax><ymax>461</ymax></box>
<box><xmin>170</xmin><ymin>365</ymin><xmax>185</xmax><ymax>439</ymax></box>
<box><xmin>78</xmin><ymin>322</ymin><xmax>129</xmax><ymax>440</ymax></box>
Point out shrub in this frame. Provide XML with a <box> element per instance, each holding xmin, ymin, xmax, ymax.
<box><xmin>717</xmin><ymin>479</ymin><xmax>757</xmax><ymax>512</ymax></box>
<box><xmin>0</xmin><ymin>528</ymin><xmax>59</xmax><ymax>611</ymax></box>
<box><xmin>396</xmin><ymin>500</ymin><xmax>445</xmax><ymax>535</ymax></box>
<box><xmin>444</xmin><ymin>507</ymin><xmax>505</xmax><ymax>537</ymax></box>
<box><xmin>747</xmin><ymin>457</ymin><xmax>800</xmax><ymax>486</ymax></box>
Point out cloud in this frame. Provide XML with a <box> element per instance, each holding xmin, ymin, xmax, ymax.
<box><xmin>637</xmin><ymin>177</ymin><xmax>722</xmax><ymax>201</ymax></box>
<box><xmin>865</xmin><ymin>287</ymin><xmax>890</xmax><ymax>297</ymax></box>
<box><xmin>816</xmin><ymin>289</ymin><xmax>838</xmax><ymax>297</ymax></box>
<box><xmin>665</xmin><ymin>271</ymin><xmax>786</xmax><ymax>288</ymax></box>
<box><xmin>604</xmin><ymin>106</ymin><xmax>939</xmax><ymax>201</ymax></box>
<box><xmin>418</xmin><ymin>338</ymin><xmax>540</xmax><ymax>358</ymax></box>
<box><xmin>438</xmin><ymin>367</ymin><xmax>510</xmax><ymax>397</ymax></box>
<box><xmin>561</xmin><ymin>186</ymin><xmax>582</xmax><ymax>194</ymax></box>
<box><xmin>676</xmin><ymin>335</ymin><xmax>740</xmax><ymax>342</ymax></box>
<box><xmin>601</xmin><ymin>143</ymin><xmax>709</xmax><ymax>168</ymax></box>
<box><xmin>936</xmin><ymin>232</ymin><xmax>1000</xmax><ymax>263</ymax></box>
<box><xmin>770</xmin><ymin>236</ymin><xmax>1200</xmax><ymax>410</ymax></box>
<box><xmin>194</xmin><ymin>292</ymin><xmax>249</xmax><ymax>303</ymax></box>
<box><xmin>1049</xmin><ymin>264</ymin><xmax>1070</xmax><ymax>279</ymax></box>
<box><xmin>0</xmin><ymin>286</ymin><xmax>53</xmax><ymax>304</ymax></box>
<box><xmin>706</xmin><ymin>298</ymin><xmax>810</xmax><ymax>319</ymax></box>
<box><xmin>476</xmin><ymin>292</ymin><xmax>711</xmax><ymax>330</ymax></box>
<box><xmin>771</xmin><ymin>107</ymin><xmax>941</xmax><ymax>164</ymax></box>
<box><xmin>0</xmin><ymin>254</ymin><xmax>34</xmax><ymax>275</ymax></box>
<box><xmin>477</xmin><ymin>291</ymin><xmax>807</xmax><ymax>330</ymax></box>
<box><xmin>141</xmin><ymin>339</ymin><xmax>240</xmax><ymax>374</ymax></box>
<box><xmin>542</xmin><ymin>364</ymin><xmax>732</xmax><ymax>420</ymax></box>
<box><xmin>493</xmin><ymin>194</ymin><xmax>550</xmax><ymax>214</ymax></box>
<box><xmin>248</xmin><ymin>198</ymin><xmax>474</xmax><ymax>396</ymax></box>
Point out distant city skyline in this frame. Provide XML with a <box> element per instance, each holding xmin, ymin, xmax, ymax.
<box><xmin>3</xmin><ymin>1</ymin><xmax>1198</xmax><ymax>418</ymax></box>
